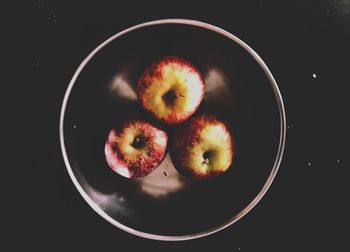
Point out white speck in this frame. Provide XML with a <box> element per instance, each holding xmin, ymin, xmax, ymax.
<box><xmin>337</xmin><ymin>159</ymin><xmax>340</xmax><ymax>163</ymax></box>
<box><xmin>238</xmin><ymin>248</ymin><xmax>241</xmax><ymax>251</ymax></box>
<box><xmin>73</xmin><ymin>125</ymin><xmax>77</xmax><ymax>129</ymax></box>
<box><xmin>308</xmin><ymin>162</ymin><xmax>312</xmax><ymax>166</ymax></box>
<box><xmin>312</xmin><ymin>73</ymin><xmax>317</xmax><ymax>78</ymax></box>
<box><xmin>36</xmin><ymin>62</ymin><xmax>40</xmax><ymax>66</ymax></box>
<box><xmin>287</xmin><ymin>124</ymin><xmax>294</xmax><ymax>129</ymax></box>
<box><xmin>48</xmin><ymin>14</ymin><xmax>57</xmax><ymax>23</ymax></box>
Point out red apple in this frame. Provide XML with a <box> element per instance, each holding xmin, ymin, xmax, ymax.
<box><xmin>170</xmin><ymin>114</ymin><xmax>234</xmax><ymax>179</ymax></box>
<box><xmin>137</xmin><ymin>56</ymin><xmax>205</xmax><ymax>124</ymax></box>
<box><xmin>104</xmin><ymin>120</ymin><xmax>168</xmax><ymax>178</ymax></box>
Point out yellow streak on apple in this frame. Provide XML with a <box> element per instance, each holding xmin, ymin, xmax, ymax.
<box><xmin>143</xmin><ymin>63</ymin><xmax>203</xmax><ymax>121</ymax></box>
<box><xmin>185</xmin><ymin>124</ymin><xmax>233</xmax><ymax>174</ymax></box>
<box><xmin>114</xmin><ymin>125</ymin><xmax>166</xmax><ymax>163</ymax></box>
<box><xmin>115</xmin><ymin>125</ymin><xmax>149</xmax><ymax>162</ymax></box>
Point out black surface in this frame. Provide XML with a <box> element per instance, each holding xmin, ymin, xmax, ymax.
<box><xmin>5</xmin><ymin>0</ymin><xmax>349</xmax><ymax>250</ymax></box>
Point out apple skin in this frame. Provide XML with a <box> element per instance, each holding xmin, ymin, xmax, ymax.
<box><xmin>104</xmin><ymin>120</ymin><xmax>168</xmax><ymax>178</ymax></box>
<box><xmin>137</xmin><ymin>56</ymin><xmax>205</xmax><ymax>124</ymax></box>
<box><xmin>170</xmin><ymin>114</ymin><xmax>234</xmax><ymax>180</ymax></box>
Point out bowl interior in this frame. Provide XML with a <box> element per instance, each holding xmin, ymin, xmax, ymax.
<box><xmin>62</xmin><ymin>22</ymin><xmax>282</xmax><ymax>237</ymax></box>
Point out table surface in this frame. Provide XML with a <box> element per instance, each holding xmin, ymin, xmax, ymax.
<box><xmin>4</xmin><ymin>0</ymin><xmax>349</xmax><ymax>250</ymax></box>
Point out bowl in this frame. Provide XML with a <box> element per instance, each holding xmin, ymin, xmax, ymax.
<box><xmin>60</xmin><ymin>19</ymin><xmax>286</xmax><ymax>241</ymax></box>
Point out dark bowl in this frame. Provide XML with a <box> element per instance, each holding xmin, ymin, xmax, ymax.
<box><xmin>60</xmin><ymin>19</ymin><xmax>286</xmax><ymax>240</ymax></box>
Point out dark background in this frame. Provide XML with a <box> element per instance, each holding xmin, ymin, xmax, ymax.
<box><xmin>5</xmin><ymin>0</ymin><xmax>348</xmax><ymax>250</ymax></box>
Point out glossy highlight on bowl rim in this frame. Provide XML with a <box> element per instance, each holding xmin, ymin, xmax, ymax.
<box><xmin>59</xmin><ymin>19</ymin><xmax>287</xmax><ymax>241</ymax></box>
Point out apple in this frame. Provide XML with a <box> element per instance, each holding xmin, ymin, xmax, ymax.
<box><xmin>170</xmin><ymin>114</ymin><xmax>234</xmax><ymax>179</ymax></box>
<box><xmin>104</xmin><ymin>120</ymin><xmax>168</xmax><ymax>178</ymax></box>
<box><xmin>137</xmin><ymin>56</ymin><xmax>205</xmax><ymax>124</ymax></box>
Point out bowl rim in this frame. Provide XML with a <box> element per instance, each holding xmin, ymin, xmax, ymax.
<box><xmin>59</xmin><ymin>18</ymin><xmax>286</xmax><ymax>241</ymax></box>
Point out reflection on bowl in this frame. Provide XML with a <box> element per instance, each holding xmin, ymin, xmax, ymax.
<box><xmin>136</xmin><ymin>153</ymin><xmax>190</xmax><ymax>199</ymax></box>
<box><xmin>60</xmin><ymin>19</ymin><xmax>286</xmax><ymax>241</ymax></box>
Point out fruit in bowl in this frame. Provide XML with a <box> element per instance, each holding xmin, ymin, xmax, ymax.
<box><xmin>137</xmin><ymin>56</ymin><xmax>205</xmax><ymax>124</ymax></box>
<box><xmin>170</xmin><ymin>114</ymin><xmax>235</xmax><ymax>180</ymax></box>
<box><xmin>104</xmin><ymin>120</ymin><xmax>168</xmax><ymax>178</ymax></box>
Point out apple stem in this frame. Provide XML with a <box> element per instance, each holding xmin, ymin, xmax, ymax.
<box><xmin>203</xmin><ymin>158</ymin><xmax>210</xmax><ymax>165</ymax></box>
<box><xmin>131</xmin><ymin>135</ymin><xmax>146</xmax><ymax>149</ymax></box>
<box><xmin>163</xmin><ymin>90</ymin><xmax>176</xmax><ymax>105</ymax></box>
<box><xmin>202</xmin><ymin>151</ymin><xmax>213</xmax><ymax>165</ymax></box>
<box><xmin>162</xmin><ymin>90</ymin><xmax>184</xmax><ymax>106</ymax></box>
